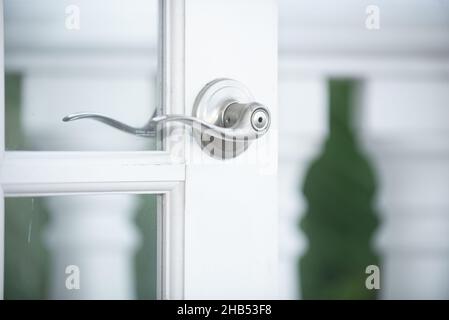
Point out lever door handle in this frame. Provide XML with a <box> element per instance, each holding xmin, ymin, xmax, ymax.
<box><xmin>63</xmin><ymin>102</ymin><xmax>269</xmax><ymax>141</ymax></box>
<box><xmin>63</xmin><ymin>78</ymin><xmax>271</xmax><ymax>157</ymax></box>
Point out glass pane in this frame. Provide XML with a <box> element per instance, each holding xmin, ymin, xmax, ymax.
<box><xmin>5</xmin><ymin>194</ymin><xmax>159</xmax><ymax>300</ymax></box>
<box><xmin>4</xmin><ymin>0</ymin><xmax>160</xmax><ymax>151</ymax></box>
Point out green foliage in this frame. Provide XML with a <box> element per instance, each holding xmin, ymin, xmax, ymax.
<box><xmin>5</xmin><ymin>74</ymin><xmax>25</xmax><ymax>150</ymax></box>
<box><xmin>5</xmin><ymin>198</ymin><xmax>50</xmax><ymax>299</ymax></box>
<box><xmin>134</xmin><ymin>196</ymin><xmax>158</xmax><ymax>299</ymax></box>
<box><xmin>300</xmin><ymin>79</ymin><xmax>379</xmax><ymax>299</ymax></box>
<box><xmin>4</xmin><ymin>75</ymin><xmax>49</xmax><ymax>299</ymax></box>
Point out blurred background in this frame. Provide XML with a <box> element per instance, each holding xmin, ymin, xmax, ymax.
<box><xmin>279</xmin><ymin>0</ymin><xmax>449</xmax><ymax>299</ymax></box>
<box><xmin>4</xmin><ymin>0</ymin><xmax>449</xmax><ymax>299</ymax></box>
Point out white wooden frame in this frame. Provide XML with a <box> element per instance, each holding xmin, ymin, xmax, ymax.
<box><xmin>0</xmin><ymin>0</ymin><xmax>4</xmax><ymax>300</ymax></box>
<box><xmin>0</xmin><ymin>0</ymin><xmax>186</xmax><ymax>300</ymax></box>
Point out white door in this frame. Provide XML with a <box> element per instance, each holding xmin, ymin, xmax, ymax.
<box><xmin>0</xmin><ymin>0</ymin><xmax>278</xmax><ymax>300</ymax></box>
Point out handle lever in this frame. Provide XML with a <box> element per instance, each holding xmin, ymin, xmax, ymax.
<box><xmin>63</xmin><ymin>102</ymin><xmax>269</xmax><ymax>142</ymax></box>
<box><xmin>62</xmin><ymin>79</ymin><xmax>271</xmax><ymax>158</ymax></box>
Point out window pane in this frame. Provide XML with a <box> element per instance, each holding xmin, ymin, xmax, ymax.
<box><xmin>5</xmin><ymin>194</ymin><xmax>159</xmax><ymax>300</ymax></box>
<box><xmin>4</xmin><ymin>0</ymin><xmax>160</xmax><ymax>151</ymax></box>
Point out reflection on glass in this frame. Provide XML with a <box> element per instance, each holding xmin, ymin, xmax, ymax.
<box><xmin>5</xmin><ymin>194</ymin><xmax>158</xmax><ymax>300</ymax></box>
<box><xmin>4</xmin><ymin>0</ymin><xmax>159</xmax><ymax>151</ymax></box>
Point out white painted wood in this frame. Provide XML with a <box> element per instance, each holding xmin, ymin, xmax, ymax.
<box><xmin>0</xmin><ymin>0</ymin><xmax>4</xmax><ymax>300</ymax></box>
<box><xmin>160</xmin><ymin>183</ymin><xmax>185</xmax><ymax>300</ymax></box>
<box><xmin>1</xmin><ymin>152</ymin><xmax>184</xmax><ymax>196</ymax></box>
<box><xmin>158</xmin><ymin>0</ymin><xmax>185</xmax><ymax>157</ymax></box>
<box><xmin>183</xmin><ymin>0</ymin><xmax>278</xmax><ymax>299</ymax></box>
<box><xmin>158</xmin><ymin>0</ymin><xmax>185</xmax><ymax>300</ymax></box>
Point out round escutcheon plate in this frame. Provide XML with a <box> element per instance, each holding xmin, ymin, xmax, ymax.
<box><xmin>192</xmin><ymin>79</ymin><xmax>255</xmax><ymax>160</ymax></box>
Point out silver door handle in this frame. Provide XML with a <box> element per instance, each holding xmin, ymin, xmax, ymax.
<box><xmin>63</xmin><ymin>101</ymin><xmax>269</xmax><ymax>142</ymax></box>
<box><xmin>62</xmin><ymin>79</ymin><xmax>271</xmax><ymax>157</ymax></box>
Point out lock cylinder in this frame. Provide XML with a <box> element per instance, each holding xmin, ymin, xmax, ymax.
<box><xmin>222</xmin><ymin>102</ymin><xmax>270</xmax><ymax>135</ymax></box>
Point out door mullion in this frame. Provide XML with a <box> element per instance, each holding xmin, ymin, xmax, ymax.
<box><xmin>0</xmin><ymin>151</ymin><xmax>185</xmax><ymax>196</ymax></box>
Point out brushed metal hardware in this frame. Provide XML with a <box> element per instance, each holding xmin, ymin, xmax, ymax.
<box><xmin>63</xmin><ymin>78</ymin><xmax>270</xmax><ymax>158</ymax></box>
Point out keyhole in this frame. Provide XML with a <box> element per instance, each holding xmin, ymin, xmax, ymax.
<box><xmin>251</xmin><ymin>109</ymin><xmax>269</xmax><ymax>131</ymax></box>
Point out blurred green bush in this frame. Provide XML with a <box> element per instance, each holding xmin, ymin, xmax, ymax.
<box><xmin>300</xmin><ymin>79</ymin><xmax>379</xmax><ymax>300</ymax></box>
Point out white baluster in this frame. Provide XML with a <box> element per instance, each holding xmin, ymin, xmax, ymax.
<box><xmin>278</xmin><ymin>76</ymin><xmax>327</xmax><ymax>299</ymax></box>
<box><xmin>45</xmin><ymin>196</ymin><xmax>140</xmax><ymax>299</ymax></box>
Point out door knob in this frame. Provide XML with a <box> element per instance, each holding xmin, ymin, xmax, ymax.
<box><xmin>63</xmin><ymin>78</ymin><xmax>270</xmax><ymax>158</ymax></box>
